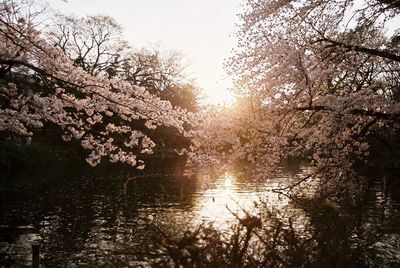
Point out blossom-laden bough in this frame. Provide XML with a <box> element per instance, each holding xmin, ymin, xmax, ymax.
<box><xmin>0</xmin><ymin>1</ymin><xmax>191</xmax><ymax>169</ymax></box>
<box><xmin>187</xmin><ymin>0</ymin><xmax>400</xmax><ymax>198</ymax></box>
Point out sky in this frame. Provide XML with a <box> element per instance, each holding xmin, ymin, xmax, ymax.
<box><xmin>50</xmin><ymin>0</ymin><xmax>243</xmax><ymax>104</ymax></box>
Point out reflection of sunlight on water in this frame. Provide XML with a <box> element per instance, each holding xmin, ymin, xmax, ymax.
<box><xmin>4</xmin><ymin>163</ymin><xmax>400</xmax><ymax>266</ymax></box>
<box><xmin>194</xmin><ymin>172</ymin><xmax>262</xmax><ymax>225</ymax></box>
<box><xmin>224</xmin><ymin>173</ymin><xmax>233</xmax><ymax>189</ymax></box>
<box><xmin>192</xmin><ymin>168</ymin><xmax>315</xmax><ymax>229</ymax></box>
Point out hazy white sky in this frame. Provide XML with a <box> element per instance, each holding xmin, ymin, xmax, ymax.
<box><xmin>51</xmin><ymin>0</ymin><xmax>243</xmax><ymax>104</ymax></box>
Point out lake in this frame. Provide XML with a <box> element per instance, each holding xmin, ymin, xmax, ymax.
<box><xmin>1</xmin><ymin>162</ymin><xmax>400</xmax><ymax>267</ymax></box>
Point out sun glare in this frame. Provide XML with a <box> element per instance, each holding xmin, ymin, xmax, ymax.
<box><xmin>224</xmin><ymin>173</ymin><xmax>234</xmax><ymax>188</ymax></box>
<box><xmin>204</xmin><ymin>88</ymin><xmax>236</xmax><ymax>105</ymax></box>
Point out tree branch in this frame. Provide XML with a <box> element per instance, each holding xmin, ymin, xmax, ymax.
<box><xmin>320</xmin><ymin>38</ymin><xmax>400</xmax><ymax>63</ymax></box>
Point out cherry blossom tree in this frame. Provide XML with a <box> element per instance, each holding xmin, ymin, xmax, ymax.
<box><xmin>0</xmin><ymin>0</ymin><xmax>190</xmax><ymax>169</ymax></box>
<box><xmin>188</xmin><ymin>0</ymin><xmax>400</xmax><ymax>197</ymax></box>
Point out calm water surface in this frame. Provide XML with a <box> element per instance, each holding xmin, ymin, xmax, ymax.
<box><xmin>1</xmin><ymin>163</ymin><xmax>400</xmax><ymax>267</ymax></box>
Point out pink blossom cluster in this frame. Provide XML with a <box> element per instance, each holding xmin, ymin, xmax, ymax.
<box><xmin>187</xmin><ymin>0</ymin><xmax>400</xmax><ymax>197</ymax></box>
<box><xmin>0</xmin><ymin>1</ymin><xmax>190</xmax><ymax>169</ymax></box>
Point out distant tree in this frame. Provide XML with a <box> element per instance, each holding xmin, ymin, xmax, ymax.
<box><xmin>160</xmin><ymin>83</ymin><xmax>199</xmax><ymax>112</ymax></box>
<box><xmin>121</xmin><ymin>48</ymin><xmax>184</xmax><ymax>92</ymax></box>
<box><xmin>47</xmin><ymin>15</ymin><xmax>199</xmax><ymax>111</ymax></box>
<box><xmin>46</xmin><ymin>13</ymin><xmax>128</xmax><ymax>75</ymax></box>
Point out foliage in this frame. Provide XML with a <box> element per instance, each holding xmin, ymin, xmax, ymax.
<box><xmin>0</xmin><ymin>137</ymin><xmax>72</xmax><ymax>166</ymax></box>
<box><xmin>128</xmin><ymin>200</ymin><xmax>387</xmax><ymax>268</ymax></box>
<box><xmin>0</xmin><ymin>0</ymin><xmax>192</xmax><ymax>169</ymax></box>
<box><xmin>188</xmin><ymin>0</ymin><xmax>400</xmax><ymax>197</ymax></box>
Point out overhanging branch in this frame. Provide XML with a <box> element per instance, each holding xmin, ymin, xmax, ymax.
<box><xmin>320</xmin><ymin>38</ymin><xmax>400</xmax><ymax>63</ymax></box>
<box><xmin>294</xmin><ymin>105</ymin><xmax>400</xmax><ymax>120</ymax></box>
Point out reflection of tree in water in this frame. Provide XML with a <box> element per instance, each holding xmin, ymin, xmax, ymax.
<box><xmin>2</xmin><ymin>168</ymin><xmax>400</xmax><ymax>267</ymax></box>
<box><xmin>299</xmin><ymin>199</ymin><xmax>375</xmax><ymax>267</ymax></box>
<box><xmin>37</xmin><ymin>176</ymin><xmax>121</xmax><ymax>266</ymax></box>
<box><xmin>133</xmin><ymin>192</ymin><xmax>400</xmax><ymax>268</ymax></box>
<box><xmin>22</xmin><ymin>172</ymin><xmax>199</xmax><ymax>267</ymax></box>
